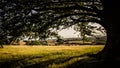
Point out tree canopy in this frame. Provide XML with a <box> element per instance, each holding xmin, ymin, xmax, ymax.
<box><xmin>0</xmin><ymin>0</ymin><xmax>102</xmax><ymax>43</ymax></box>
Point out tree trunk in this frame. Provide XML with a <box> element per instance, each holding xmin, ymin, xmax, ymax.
<box><xmin>0</xmin><ymin>43</ymin><xmax>3</xmax><ymax>48</ymax></box>
<box><xmin>98</xmin><ymin>0</ymin><xmax>120</xmax><ymax>61</ymax></box>
<box><xmin>0</xmin><ymin>39</ymin><xmax>4</xmax><ymax>48</ymax></box>
<box><xmin>82</xmin><ymin>35</ymin><xmax>85</xmax><ymax>45</ymax></box>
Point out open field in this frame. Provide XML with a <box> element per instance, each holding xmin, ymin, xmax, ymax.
<box><xmin>0</xmin><ymin>45</ymin><xmax>104</xmax><ymax>68</ymax></box>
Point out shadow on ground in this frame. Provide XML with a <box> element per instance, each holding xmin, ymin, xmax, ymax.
<box><xmin>0</xmin><ymin>53</ymin><xmax>120</xmax><ymax>68</ymax></box>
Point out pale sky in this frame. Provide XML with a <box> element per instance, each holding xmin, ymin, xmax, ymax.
<box><xmin>58</xmin><ymin>23</ymin><xmax>106</xmax><ymax>38</ymax></box>
<box><xmin>58</xmin><ymin>26</ymin><xmax>80</xmax><ymax>38</ymax></box>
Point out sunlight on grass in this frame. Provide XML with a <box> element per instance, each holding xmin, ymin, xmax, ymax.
<box><xmin>0</xmin><ymin>45</ymin><xmax>104</xmax><ymax>68</ymax></box>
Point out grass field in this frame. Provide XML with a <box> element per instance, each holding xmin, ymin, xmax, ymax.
<box><xmin>0</xmin><ymin>45</ymin><xmax>104</xmax><ymax>68</ymax></box>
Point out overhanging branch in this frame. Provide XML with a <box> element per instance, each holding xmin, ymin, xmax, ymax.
<box><xmin>38</xmin><ymin>12</ymin><xmax>100</xmax><ymax>33</ymax></box>
<box><xmin>34</xmin><ymin>4</ymin><xmax>100</xmax><ymax>13</ymax></box>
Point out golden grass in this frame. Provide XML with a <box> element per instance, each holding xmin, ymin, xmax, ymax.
<box><xmin>0</xmin><ymin>45</ymin><xmax>104</xmax><ymax>68</ymax></box>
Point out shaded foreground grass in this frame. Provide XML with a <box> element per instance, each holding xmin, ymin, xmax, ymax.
<box><xmin>0</xmin><ymin>45</ymin><xmax>107</xmax><ymax>68</ymax></box>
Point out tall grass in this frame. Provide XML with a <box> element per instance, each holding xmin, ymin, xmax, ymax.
<box><xmin>0</xmin><ymin>45</ymin><xmax>104</xmax><ymax>68</ymax></box>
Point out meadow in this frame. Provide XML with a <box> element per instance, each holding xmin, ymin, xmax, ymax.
<box><xmin>0</xmin><ymin>45</ymin><xmax>104</xmax><ymax>68</ymax></box>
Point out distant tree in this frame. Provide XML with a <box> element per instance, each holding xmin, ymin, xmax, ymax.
<box><xmin>74</xmin><ymin>22</ymin><xmax>106</xmax><ymax>44</ymax></box>
<box><xmin>74</xmin><ymin>22</ymin><xmax>90</xmax><ymax>44</ymax></box>
<box><xmin>0</xmin><ymin>34</ymin><xmax>4</xmax><ymax>48</ymax></box>
<box><xmin>0</xmin><ymin>34</ymin><xmax>9</xmax><ymax>48</ymax></box>
<box><xmin>56</xmin><ymin>35</ymin><xmax>64</xmax><ymax>45</ymax></box>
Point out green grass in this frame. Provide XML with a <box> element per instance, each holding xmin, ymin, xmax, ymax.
<box><xmin>0</xmin><ymin>45</ymin><xmax>104</xmax><ymax>68</ymax></box>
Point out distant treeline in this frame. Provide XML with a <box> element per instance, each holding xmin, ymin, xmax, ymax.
<box><xmin>5</xmin><ymin>36</ymin><xmax>106</xmax><ymax>45</ymax></box>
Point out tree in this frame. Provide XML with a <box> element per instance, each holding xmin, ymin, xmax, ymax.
<box><xmin>0</xmin><ymin>34</ymin><xmax>4</xmax><ymax>48</ymax></box>
<box><xmin>74</xmin><ymin>22</ymin><xmax>106</xmax><ymax>45</ymax></box>
<box><xmin>0</xmin><ymin>34</ymin><xmax>9</xmax><ymax>48</ymax></box>
<box><xmin>0</xmin><ymin>0</ymin><xmax>120</xmax><ymax>62</ymax></box>
<box><xmin>36</xmin><ymin>0</ymin><xmax>120</xmax><ymax>61</ymax></box>
<box><xmin>96</xmin><ymin>0</ymin><xmax>120</xmax><ymax>61</ymax></box>
<box><xmin>74</xmin><ymin>22</ymin><xmax>90</xmax><ymax>44</ymax></box>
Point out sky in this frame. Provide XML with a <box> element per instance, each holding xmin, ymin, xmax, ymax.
<box><xmin>57</xmin><ymin>23</ymin><xmax>106</xmax><ymax>38</ymax></box>
<box><xmin>58</xmin><ymin>27</ymin><xmax>80</xmax><ymax>38</ymax></box>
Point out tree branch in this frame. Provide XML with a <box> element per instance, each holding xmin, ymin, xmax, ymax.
<box><xmin>38</xmin><ymin>12</ymin><xmax>100</xmax><ymax>33</ymax></box>
<box><xmin>34</xmin><ymin>4</ymin><xmax>100</xmax><ymax>13</ymax></box>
